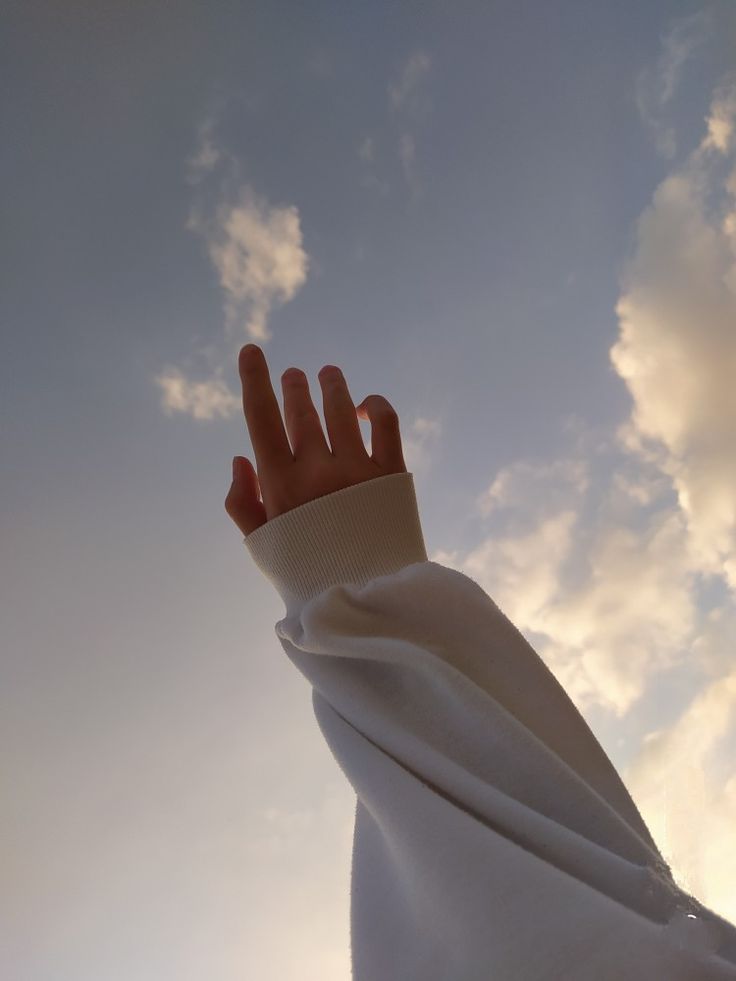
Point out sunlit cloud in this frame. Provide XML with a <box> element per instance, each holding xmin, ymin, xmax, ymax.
<box><xmin>622</xmin><ymin>672</ymin><xmax>736</xmax><ymax>922</ymax></box>
<box><xmin>606</xmin><ymin>85</ymin><xmax>736</xmax><ymax>912</ymax></box>
<box><xmin>611</xmin><ymin>77</ymin><xmax>736</xmax><ymax>588</ymax></box>
<box><xmin>701</xmin><ymin>76</ymin><xmax>736</xmax><ymax>155</ymax></box>
<box><xmin>187</xmin><ymin>184</ymin><xmax>309</xmax><ymax>345</ymax></box>
<box><xmin>430</xmin><ymin>72</ymin><xmax>736</xmax><ymax>922</ymax></box>
<box><xmin>635</xmin><ymin>10</ymin><xmax>712</xmax><ymax>158</ymax></box>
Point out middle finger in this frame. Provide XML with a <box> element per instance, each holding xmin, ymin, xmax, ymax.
<box><xmin>281</xmin><ymin>368</ymin><xmax>331</xmax><ymax>460</ymax></box>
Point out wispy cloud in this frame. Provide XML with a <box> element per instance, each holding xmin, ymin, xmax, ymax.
<box><xmin>387</xmin><ymin>50</ymin><xmax>432</xmax><ymax>197</ymax></box>
<box><xmin>635</xmin><ymin>10</ymin><xmax>713</xmax><ymax>159</ymax></box>
<box><xmin>431</xmin><ymin>73</ymin><xmax>736</xmax><ymax>922</ymax></box>
<box><xmin>357</xmin><ymin>135</ymin><xmax>390</xmax><ymax>196</ymax></box>
<box><xmin>398</xmin><ymin>415</ymin><xmax>442</xmax><ymax>474</ymax></box>
<box><xmin>155</xmin><ymin>119</ymin><xmax>309</xmax><ymax>421</ymax></box>
<box><xmin>185</xmin><ymin>113</ymin><xmax>223</xmax><ymax>185</ymax></box>
<box><xmin>388</xmin><ymin>51</ymin><xmax>431</xmax><ymax>115</ymax></box>
<box><xmin>358</xmin><ymin>136</ymin><xmax>375</xmax><ymax>164</ymax></box>
<box><xmin>154</xmin><ymin>367</ymin><xmax>241</xmax><ymax>421</ymax></box>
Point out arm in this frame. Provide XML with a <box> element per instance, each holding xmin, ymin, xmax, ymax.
<box><xmin>225</xmin><ymin>345</ymin><xmax>736</xmax><ymax>980</ymax></box>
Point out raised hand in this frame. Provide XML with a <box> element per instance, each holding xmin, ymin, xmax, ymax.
<box><xmin>225</xmin><ymin>344</ymin><xmax>407</xmax><ymax>538</ymax></box>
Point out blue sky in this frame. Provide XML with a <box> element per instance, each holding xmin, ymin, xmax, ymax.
<box><xmin>3</xmin><ymin>2</ymin><xmax>736</xmax><ymax>978</ymax></box>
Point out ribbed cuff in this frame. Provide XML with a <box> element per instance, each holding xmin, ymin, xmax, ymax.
<box><xmin>243</xmin><ymin>471</ymin><xmax>428</xmax><ymax>616</ymax></box>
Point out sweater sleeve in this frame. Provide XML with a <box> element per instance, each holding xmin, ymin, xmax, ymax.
<box><xmin>242</xmin><ymin>471</ymin><xmax>736</xmax><ymax>981</ymax></box>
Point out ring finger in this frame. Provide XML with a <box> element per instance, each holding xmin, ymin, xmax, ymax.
<box><xmin>281</xmin><ymin>368</ymin><xmax>331</xmax><ymax>460</ymax></box>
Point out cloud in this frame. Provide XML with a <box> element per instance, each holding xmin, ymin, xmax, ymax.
<box><xmin>436</xmin><ymin>452</ymin><xmax>699</xmax><ymax>718</ymax></box>
<box><xmin>429</xmin><ymin>74</ymin><xmax>736</xmax><ymax>919</ymax></box>
<box><xmin>188</xmin><ymin>185</ymin><xmax>309</xmax><ymax>345</ymax></box>
<box><xmin>388</xmin><ymin>51</ymin><xmax>431</xmax><ymax>115</ymax></box>
<box><xmin>153</xmin><ymin>366</ymin><xmax>241</xmax><ymax>421</ymax></box>
<box><xmin>622</xmin><ymin>671</ymin><xmax>736</xmax><ymax>922</ymax></box>
<box><xmin>185</xmin><ymin>114</ymin><xmax>222</xmax><ymax>185</ymax></box>
<box><xmin>701</xmin><ymin>77</ymin><xmax>736</xmax><ymax>155</ymax></box>
<box><xmin>476</xmin><ymin>457</ymin><xmax>590</xmax><ymax>518</ymax></box>
<box><xmin>397</xmin><ymin>415</ymin><xmax>442</xmax><ymax>474</ymax></box>
<box><xmin>156</xmin><ymin>120</ymin><xmax>310</xmax><ymax>422</ymax></box>
<box><xmin>611</xmin><ymin>77</ymin><xmax>736</xmax><ymax>588</ymax></box>
<box><xmin>635</xmin><ymin>10</ymin><xmax>713</xmax><ymax>158</ymax></box>
<box><xmin>357</xmin><ymin>135</ymin><xmax>390</xmax><ymax>196</ymax></box>
<box><xmin>387</xmin><ymin>51</ymin><xmax>432</xmax><ymax>196</ymax></box>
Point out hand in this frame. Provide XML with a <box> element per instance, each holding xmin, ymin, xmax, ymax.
<box><xmin>225</xmin><ymin>344</ymin><xmax>407</xmax><ymax>537</ymax></box>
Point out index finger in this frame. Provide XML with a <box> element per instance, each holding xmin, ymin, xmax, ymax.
<box><xmin>239</xmin><ymin>345</ymin><xmax>294</xmax><ymax>473</ymax></box>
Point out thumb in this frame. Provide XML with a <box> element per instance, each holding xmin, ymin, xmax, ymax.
<box><xmin>225</xmin><ymin>457</ymin><xmax>268</xmax><ymax>537</ymax></box>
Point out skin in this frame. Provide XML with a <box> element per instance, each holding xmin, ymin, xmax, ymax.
<box><xmin>225</xmin><ymin>344</ymin><xmax>408</xmax><ymax>538</ymax></box>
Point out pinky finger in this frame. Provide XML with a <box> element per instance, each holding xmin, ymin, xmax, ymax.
<box><xmin>225</xmin><ymin>457</ymin><xmax>268</xmax><ymax>537</ymax></box>
<box><xmin>356</xmin><ymin>396</ymin><xmax>407</xmax><ymax>473</ymax></box>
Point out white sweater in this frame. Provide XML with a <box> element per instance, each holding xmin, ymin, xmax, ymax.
<box><xmin>243</xmin><ymin>471</ymin><xmax>736</xmax><ymax>980</ymax></box>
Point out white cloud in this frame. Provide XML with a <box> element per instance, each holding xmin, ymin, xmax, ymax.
<box><xmin>188</xmin><ymin>185</ymin><xmax>309</xmax><ymax>345</ymax></box>
<box><xmin>635</xmin><ymin>10</ymin><xmax>712</xmax><ymax>158</ymax></box>
<box><xmin>153</xmin><ymin>366</ymin><xmax>241</xmax><ymax>421</ymax></box>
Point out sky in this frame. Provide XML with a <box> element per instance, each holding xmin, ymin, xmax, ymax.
<box><xmin>2</xmin><ymin>1</ymin><xmax>736</xmax><ymax>978</ymax></box>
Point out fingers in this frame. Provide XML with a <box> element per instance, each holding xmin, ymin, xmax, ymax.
<box><xmin>239</xmin><ymin>345</ymin><xmax>294</xmax><ymax>474</ymax></box>
<box><xmin>281</xmin><ymin>368</ymin><xmax>331</xmax><ymax>460</ymax></box>
<box><xmin>318</xmin><ymin>365</ymin><xmax>367</xmax><ymax>458</ymax></box>
<box><xmin>356</xmin><ymin>395</ymin><xmax>407</xmax><ymax>472</ymax></box>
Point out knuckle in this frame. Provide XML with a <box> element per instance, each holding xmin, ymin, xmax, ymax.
<box><xmin>365</xmin><ymin>395</ymin><xmax>397</xmax><ymax>416</ymax></box>
<box><xmin>287</xmin><ymin>403</ymin><xmax>317</xmax><ymax>422</ymax></box>
<box><xmin>377</xmin><ymin>403</ymin><xmax>399</xmax><ymax>423</ymax></box>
